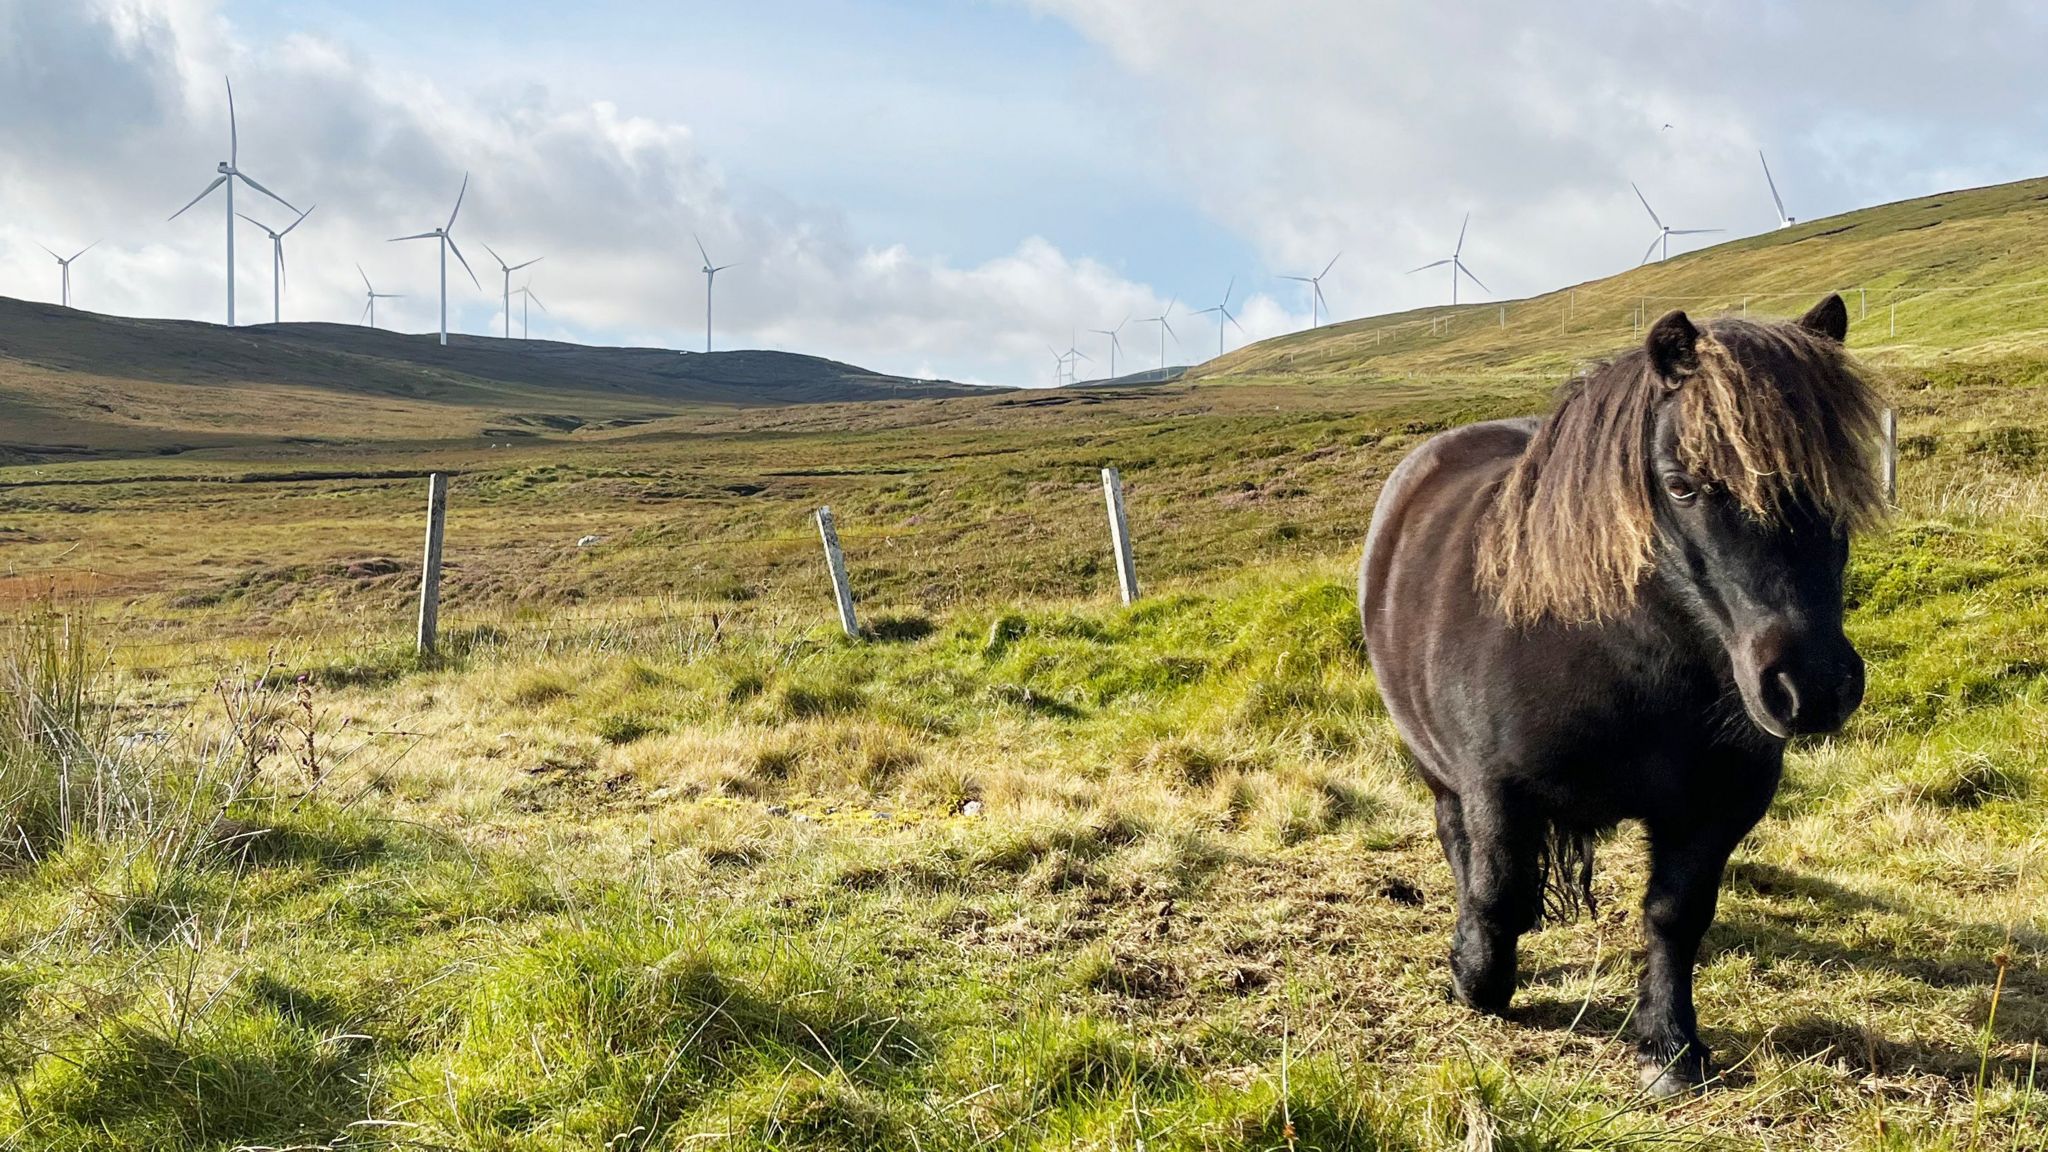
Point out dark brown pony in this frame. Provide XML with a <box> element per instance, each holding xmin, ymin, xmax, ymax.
<box><xmin>1358</xmin><ymin>295</ymin><xmax>1885</xmax><ymax>1094</ymax></box>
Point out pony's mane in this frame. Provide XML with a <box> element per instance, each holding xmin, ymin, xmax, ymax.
<box><xmin>1476</xmin><ymin>316</ymin><xmax>1888</xmax><ymax>625</ymax></box>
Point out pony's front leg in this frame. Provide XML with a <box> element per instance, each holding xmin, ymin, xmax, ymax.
<box><xmin>1633</xmin><ymin>821</ymin><xmax>1742</xmax><ymax>1096</ymax></box>
<box><xmin>1446</xmin><ymin>790</ymin><xmax>1542</xmax><ymax>1015</ymax></box>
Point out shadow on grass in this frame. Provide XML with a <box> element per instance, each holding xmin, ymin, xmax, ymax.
<box><xmin>1510</xmin><ymin>859</ymin><xmax>2048</xmax><ymax>1086</ymax></box>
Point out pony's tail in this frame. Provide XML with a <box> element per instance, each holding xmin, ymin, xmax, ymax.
<box><xmin>1535</xmin><ymin>823</ymin><xmax>1597</xmax><ymax>924</ymax></box>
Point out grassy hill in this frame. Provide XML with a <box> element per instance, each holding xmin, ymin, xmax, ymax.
<box><xmin>1195</xmin><ymin>174</ymin><xmax>2048</xmax><ymax>386</ymax></box>
<box><xmin>0</xmin><ymin>297</ymin><xmax>990</xmax><ymax>462</ymax></box>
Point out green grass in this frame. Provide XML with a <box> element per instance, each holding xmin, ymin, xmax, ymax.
<box><xmin>4</xmin><ymin>178</ymin><xmax>2048</xmax><ymax>1149</ymax></box>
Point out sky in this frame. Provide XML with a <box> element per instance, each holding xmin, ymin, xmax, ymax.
<box><xmin>3</xmin><ymin>1</ymin><xmax>2046</xmax><ymax>388</ymax></box>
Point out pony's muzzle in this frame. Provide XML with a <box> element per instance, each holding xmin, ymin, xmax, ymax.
<box><xmin>1739</xmin><ymin>632</ymin><xmax>1865</xmax><ymax>738</ymax></box>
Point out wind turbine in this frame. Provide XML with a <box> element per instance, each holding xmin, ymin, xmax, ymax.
<box><xmin>357</xmin><ymin>264</ymin><xmax>402</xmax><ymax>329</ymax></box>
<box><xmin>483</xmin><ymin>244</ymin><xmax>543</xmax><ymax>339</ymax></box>
<box><xmin>40</xmin><ymin>242</ymin><xmax>97</xmax><ymax>308</ymax></box>
<box><xmin>1046</xmin><ymin>344</ymin><xmax>1074</xmax><ymax>387</ymax></box>
<box><xmin>695</xmin><ymin>234</ymin><xmax>735</xmax><ymax>353</ymax></box>
<box><xmin>1142</xmin><ymin>299</ymin><xmax>1177</xmax><ymax>380</ymax></box>
<box><xmin>1088</xmin><ymin>317</ymin><xmax>1128</xmax><ymax>382</ymax></box>
<box><xmin>1408</xmin><ymin>216</ymin><xmax>1488</xmax><ymax>305</ymax></box>
<box><xmin>169</xmin><ymin>76</ymin><xmax>298</xmax><ymax>326</ymax></box>
<box><xmin>1760</xmin><ymin>151</ymin><xmax>1795</xmax><ymax>229</ymax></box>
<box><xmin>1063</xmin><ymin>332</ymin><xmax>1093</xmax><ymax>384</ymax></box>
<box><xmin>1191</xmin><ymin>277</ymin><xmax>1246</xmax><ymax>358</ymax></box>
<box><xmin>1281</xmin><ymin>255</ymin><xmax>1340</xmax><ymax>328</ymax></box>
<box><xmin>513</xmin><ymin>283</ymin><xmax>547</xmax><ymax>341</ymax></box>
<box><xmin>1632</xmin><ymin>183</ymin><xmax>1723</xmax><ymax>265</ymax></box>
<box><xmin>390</xmin><ymin>173</ymin><xmax>480</xmax><ymax>346</ymax></box>
<box><xmin>237</xmin><ymin>206</ymin><xmax>314</xmax><ymax>324</ymax></box>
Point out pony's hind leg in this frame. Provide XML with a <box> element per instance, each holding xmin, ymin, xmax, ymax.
<box><xmin>1444</xmin><ymin>788</ymin><xmax>1544</xmax><ymax>1015</ymax></box>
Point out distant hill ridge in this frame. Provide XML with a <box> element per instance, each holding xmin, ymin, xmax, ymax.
<box><xmin>1192</xmin><ymin>174</ymin><xmax>2048</xmax><ymax>385</ymax></box>
<box><xmin>0</xmin><ymin>297</ymin><xmax>990</xmax><ymax>461</ymax></box>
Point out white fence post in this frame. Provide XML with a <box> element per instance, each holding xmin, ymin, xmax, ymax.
<box><xmin>1101</xmin><ymin>466</ymin><xmax>1138</xmax><ymax>606</ymax></box>
<box><xmin>1881</xmin><ymin>408</ymin><xmax>1898</xmax><ymax>505</ymax></box>
<box><xmin>815</xmin><ymin>506</ymin><xmax>859</xmax><ymax>638</ymax></box>
<box><xmin>416</xmin><ymin>472</ymin><xmax>447</xmax><ymax>655</ymax></box>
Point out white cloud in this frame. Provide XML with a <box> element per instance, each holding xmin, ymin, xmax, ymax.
<box><xmin>0</xmin><ymin>0</ymin><xmax>1217</xmax><ymax>385</ymax></box>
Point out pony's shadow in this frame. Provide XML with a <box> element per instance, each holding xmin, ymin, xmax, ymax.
<box><xmin>1511</xmin><ymin>860</ymin><xmax>2047</xmax><ymax>1086</ymax></box>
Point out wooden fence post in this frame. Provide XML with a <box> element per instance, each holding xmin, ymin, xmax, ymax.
<box><xmin>416</xmin><ymin>472</ymin><xmax>447</xmax><ymax>655</ymax></box>
<box><xmin>1881</xmin><ymin>408</ymin><xmax>1898</xmax><ymax>505</ymax></box>
<box><xmin>815</xmin><ymin>506</ymin><xmax>859</xmax><ymax>638</ymax></box>
<box><xmin>1101</xmin><ymin>466</ymin><xmax>1138</xmax><ymax>606</ymax></box>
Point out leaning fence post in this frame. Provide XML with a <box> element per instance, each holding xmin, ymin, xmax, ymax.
<box><xmin>815</xmin><ymin>506</ymin><xmax>859</xmax><ymax>638</ymax></box>
<box><xmin>1102</xmin><ymin>466</ymin><xmax>1138</xmax><ymax>605</ymax></box>
<box><xmin>416</xmin><ymin>472</ymin><xmax>448</xmax><ymax>655</ymax></box>
<box><xmin>1880</xmin><ymin>408</ymin><xmax>1898</xmax><ymax>505</ymax></box>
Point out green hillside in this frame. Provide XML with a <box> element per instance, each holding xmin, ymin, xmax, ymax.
<box><xmin>1196</xmin><ymin>174</ymin><xmax>2048</xmax><ymax>386</ymax></box>
<box><xmin>0</xmin><ymin>297</ymin><xmax>989</xmax><ymax>462</ymax></box>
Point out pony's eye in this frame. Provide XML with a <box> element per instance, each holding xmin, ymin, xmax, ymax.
<box><xmin>1664</xmin><ymin>476</ymin><xmax>1699</xmax><ymax>503</ymax></box>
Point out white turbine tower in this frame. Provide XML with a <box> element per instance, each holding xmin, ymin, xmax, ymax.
<box><xmin>1280</xmin><ymin>254</ymin><xmax>1340</xmax><ymax>328</ymax></box>
<box><xmin>1632</xmin><ymin>183</ymin><xmax>1723</xmax><ymax>265</ymax></box>
<box><xmin>1063</xmin><ymin>332</ymin><xmax>1092</xmax><ymax>383</ymax></box>
<box><xmin>237</xmin><ymin>206</ymin><xmax>315</xmax><ymax>325</ymax></box>
<box><xmin>1408</xmin><ymin>215</ymin><xmax>1488</xmax><ymax>305</ymax></box>
<box><xmin>169</xmin><ymin>77</ymin><xmax>299</xmax><ymax>326</ymax></box>
<box><xmin>357</xmin><ymin>264</ymin><xmax>403</xmax><ymax>329</ymax></box>
<box><xmin>695</xmin><ymin>234</ymin><xmax>735</xmax><ymax>353</ymax></box>
<box><xmin>1142</xmin><ymin>299</ymin><xmax>1178</xmax><ymax>380</ymax></box>
<box><xmin>483</xmin><ymin>244</ymin><xmax>543</xmax><ymax>339</ymax></box>
<box><xmin>40</xmin><ymin>242</ymin><xmax>97</xmax><ymax>308</ymax></box>
<box><xmin>1760</xmin><ymin>151</ymin><xmax>1796</xmax><ymax>229</ymax></box>
<box><xmin>513</xmin><ymin>283</ymin><xmax>547</xmax><ymax>341</ymax></box>
<box><xmin>1046</xmin><ymin>344</ymin><xmax>1074</xmax><ymax>387</ymax></box>
<box><xmin>1088</xmin><ymin>317</ymin><xmax>1128</xmax><ymax>382</ymax></box>
<box><xmin>390</xmin><ymin>173</ymin><xmax>480</xmax><ymax>346</ymax></box>
<box><xmin>1191</xmin><ymin>277</ymin><xmax>1246</xmax><ymax>358</ymax></box>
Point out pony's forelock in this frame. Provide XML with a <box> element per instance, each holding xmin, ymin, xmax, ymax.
<box><xmin>1476</xmin><ymin>316</ymin><xmax>1887</xmax><ymax>625</ymax></box>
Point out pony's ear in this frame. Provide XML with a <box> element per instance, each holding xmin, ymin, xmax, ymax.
<box><xmin>1645</xmin><ymin>309</ymin><xmax>1699</xmax><ymax>382</ymax></box>
<box><xmin>1798</xmin><ymin>293</ymin><xmax>1849</xmax><ymax>343</ymax></box>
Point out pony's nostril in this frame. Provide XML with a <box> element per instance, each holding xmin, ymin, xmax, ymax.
<box><xmin>1760</xmin><ymin>668</ymin><xmax>1802</xmax><ymax>728</ymax></box>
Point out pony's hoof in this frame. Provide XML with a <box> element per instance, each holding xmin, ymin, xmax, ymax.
<box><xmin>1636</xmin><ymin>1049</ymin><xmax>1710</xmax><ymax>1098</ymax></box>
<box><xmin>1448</xmin><ymin>970</ymin><xmax>1512</xmax><ymax>1017</ymax></box>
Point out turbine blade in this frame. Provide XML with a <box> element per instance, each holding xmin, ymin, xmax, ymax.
<box><xmin>1278</xmin><ymin>275</ymin><xmax>1313</xmax><ymax>283</ymax></box>
<box><xmin>1228</xmin><ymin>310</ymin><xmax>1246</xmax><ymax>333</ymax></box>
<box><xmin>278</xmin><ymin>243</ymin><xmax>288</xmax><ymax>291</ymax></box>
<box><xmin>226</xmin><ymin>76</ymin><xmax>237</xmax><ymax>165</ymax></box>
<box><xmin>70</xmin><ymin>241</ymin><xmax>99</xmax><ymax>262</ymax></box>
<box><xmin>482</xmin><ymin>242</ymin><xmax>505</xmax><ymax>269</ymax></box>
<box><xmin>39</xmin><ymin>244</ymin><xmax>61</xmax><ymax>261</ymax></box>
<box><xmin>1455</xmin><ymin>215</ymin><xmax>1468</xmax><ymax>256</ymax></box>
<box><xmin>1072</xmin><ymin>349</ymin><xmax>1092</xmax><ymax>362</ymax></box>
<box><xmin>235</xmin><ymin>171</ymin><xmax>297</xmax><ymax>213</ymax></box>
<box><xmin>169</xmin><ymin>175</ymin><xmax>228</xmax><ymax>221</ymax></box>
<box><xmin>511</xmin><ymin>257</ymin><xmax>543</xmax><ymax>271</ymax></box>
<box><xmin>1631</xmin><ymin>182</ymin><xmax>1663</xmax><ymax>229</ymax></box>
<box><xmin>446</xmin><ymin>235</ymin><xmax>482</xmax><ymax>289</ymax></box>
<box><xmin>714</xmin><ymin>262</ymin><xmax>736</xmax><ymax>273</ymax></box>
<box><xmin>1321</xmin><ymin>251</ymin><xmax>1342</xmax><ymax>278</ymax></box>
<box><xmin>1641</xmin><ymin>235</ymin><xmax>1663</xmax><ymax>265</ymax></box>
<box><xmin>281</xmin><ymin>204</ymin><xmax>314</xmax><ymax>234</ymax></box>
<box><xmin>447</xmin><ymin>172</ymin><xmax>469</xmax><ymax>231</ymax></box>
<box><xmin>1161</xmin><ymin>319</ymin><xmax>1176</xmax><ymax>340</ymax></box>
<box><xmin>1408</xmin><ymin>259</ymin><xmax>1452</xmax><ymax>273</ymax></box>
<box><xmin>1223</xmin><ymin>275</ymin><xmax>1235</xmax><ymax>305</ymax></box>
<box><xmin>1671</xmin><ymin>228</ymin><xmax>1723</xmax><ymax>235</ymax></box>
<box><xmin>358</xmin><ymin>262</ymin><xmax>373</xmax><ymax>291</ymax></box>
<box><xmin>694</xmin><ymin>233</ymin><xmax>713</xmax><ymax>266</ymax></box>
<box><xmin>389</xmin><ymin>232</ymin><xmax>439</xmax><ymax>242</ymax></box>
<box><xmin>1762</xmin><ymin>153</ymin><xmax>1788</xmax><ymax>219</ymax></box>
<box><xmin>234</xmin><ymin>211</ymin><xmax>271</xmax><ymax>232</ymax></box>
<box><xmin>1457</xmin><ymin>261</ymin><xmax>1489</xmax><ymax>294</ymax></box>
<box><xmin>529</xmin><ymin>291</ymin><xmax>547</xmax><ymax>312</ymax></box>
<box><xmin>361</xmin><ymin>298</ymin><xmax>373</xmax><ymax>323</ymax></box>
